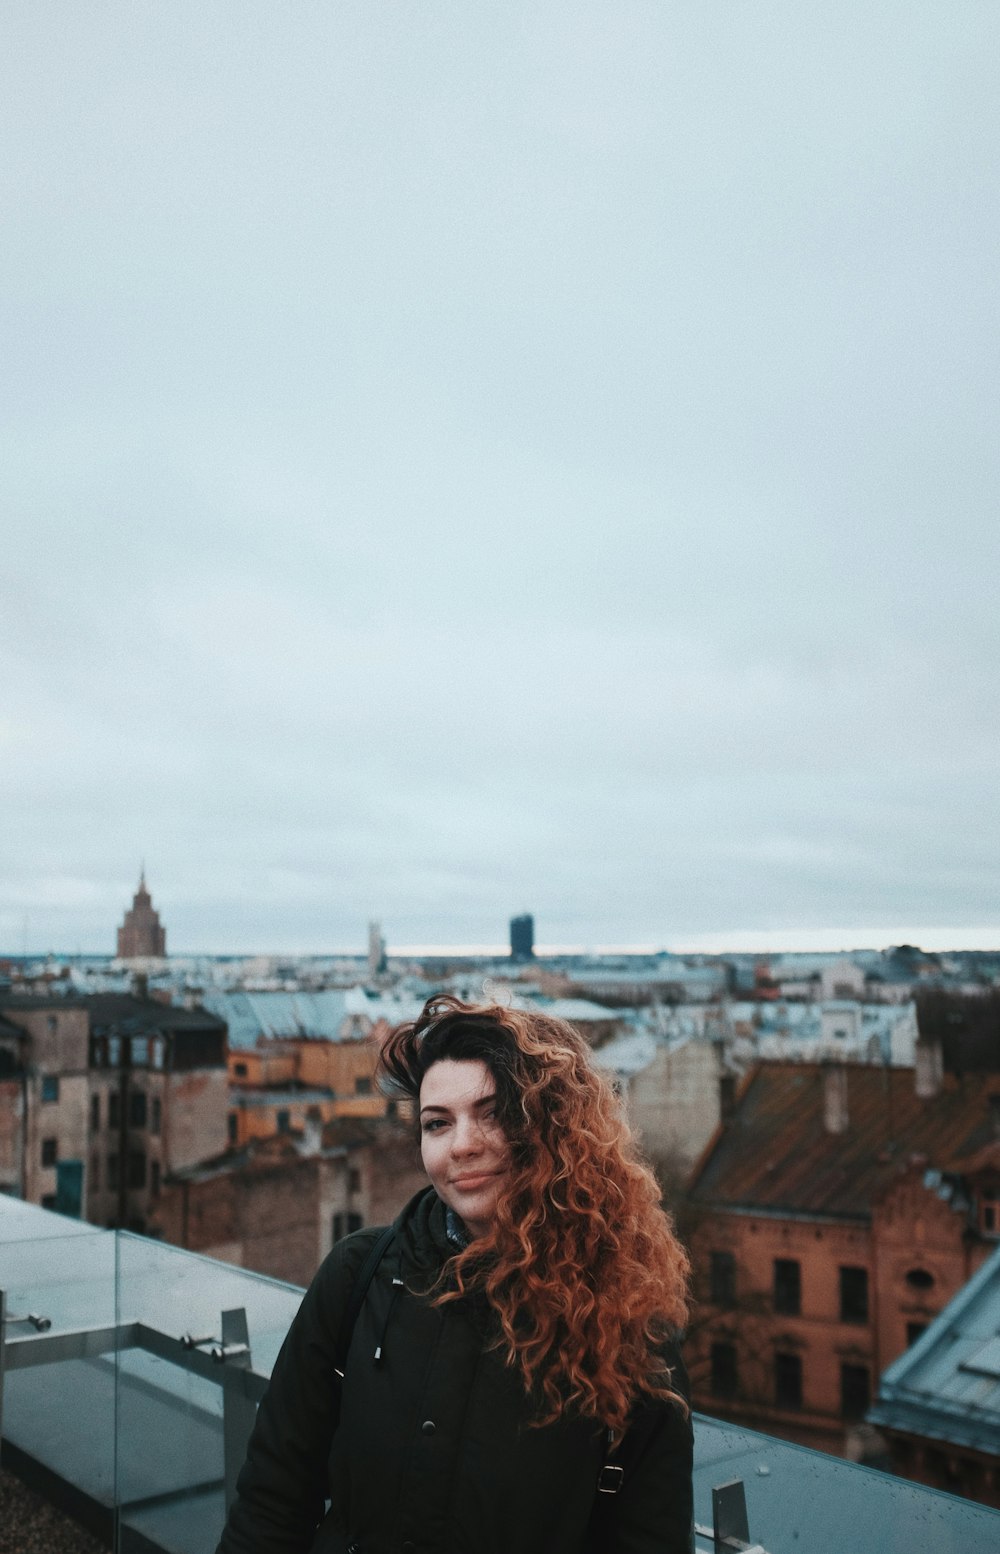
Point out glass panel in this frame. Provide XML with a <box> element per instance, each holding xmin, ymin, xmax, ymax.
<box><xmin>113</xmin><ymin>1231</ymin><xmax>305</xmax><ymax>1554</ymax></box>
<box><xmin>0</xmin><ymin>1200</ymin><xmax>117</xmax><ymax>1546</ymax></box>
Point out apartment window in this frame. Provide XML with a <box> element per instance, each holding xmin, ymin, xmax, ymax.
<box><xmin>905</xmin><ymin>1267</ymin><xmax>935</xmax><ymax>1292</ymax></box>
<box><xmin>41</xmin><ymin>1138</ymin><xmax>58</xmax><ymax>1167</ymax></box>
<box><xmin>774</xmin><ymin>1258</ymin><xmax>801</xmax><ymax>1316</ymax></box>
<box><xmin>710</xmin><ymin>1251</ymin><xmax>736</xmax><ymax>1306</ymax></box>
<box><xmin>979</xmin><ymin>1187</ymin><xmax>997</xmax><ymax>1236</ymax></box>
<box><xmin>151</xmin><ymin>1039</ymin><xmax>164</xmax><ymax>1070</ymax></box>
<box><xmin>107</xmin><ymin>1153</ymin><xmax>120</xmax><ymax>1190</ymax></box>
<box><xmin>907</xmin><ymin>1321</ymin><xmax>927</xmax><ymax>1347</ymax></box>
<box><xmin>41</xmin><ymin>1075</ymin><xmax>60</xmax><ymax>1103</ymax></box>
<box><xmin>151</xmin><ymin>1095</ymin><xmax>161</xmax><ymax>1135</ymax></box>
<box><xmin>774</xmin><ymin>1351</ymin><xmax>803</xmax><ymax>1410</ymax></box>
<box><xmin>233</xmin><ymin>1062</ymin><xmax>248</xmax><ymax>1078</ymax></box>
<box><xmin>355</xmin><ymin>1076</ymin><xmax>372</xmax><ymax>1096</ymax></box>
<box><xmin>332</xmin><ymin>1211</ymin><xmax>363</xmax><ymax>1242</ymax></box>
<box><xmin>840</xmin><ymin>1265</ymin><xmax>869</xmax><ymax>1324</ymax></box>
<box><xmin>41</xmin><ymin>1194</ymin><xmax>58</xmax><ymax>1210</ymax></box>
<box><xmin>90</xmin><ymin>1094</ymin><xmax>101</xmax><ymax>1132</ymax></box>
<box><xmin>109</xmin><ymin>1090</ymin><xmax>120</xmax><ymax>1128</ymax></box>
<box><xmin>150</xmin><ymin>1160</ymin><xmax>161</xmax><ymax>1197</ymax></box>
<box><xmin>128</xmin><ymin>1150</ymin><xmax>147</xmax><ymax>1189</ymax></box>
<box><xmin>132</xmin><ymin>1037</ymin><xmax>149</xmax><ymax>1066</ymax></box>
<box><xmin>108</xmin><ymin>1038</ymin><xmax>121</xmax><ymax>1066</ymax></box>
<box><xmin>710</xmin><ymin>1342</ymin><xmax>738</xmax><ymax>1398</ymax></box>
<box><xmin>840</xmin><ymin>1363</ymin><xmax>871</xmax><ymax>1420</ymax></box>
<box><xmin>130</xmin><ymin>1090</ymin><xmax>147</xmax><ymax>1128</ymax></box>
<box><xmin>276</xmin><ymin>1110</ymin><xmax>291</xmax><ymax>1134</ymax></box>
<box><xmin>227</xmin><ymin>1113</ymin><xmax>238</xmax><ymax>1144</ymax></box>
<box><xmin>348</xmin><ymin>1167</ymin><xmax>362</xmax><ymax>1193</ymax></box>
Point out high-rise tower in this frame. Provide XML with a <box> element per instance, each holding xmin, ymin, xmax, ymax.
<box><xmin>116</xmin><ymin>869</ymin><xmax>167</xmax><ymax>960</ymax></box>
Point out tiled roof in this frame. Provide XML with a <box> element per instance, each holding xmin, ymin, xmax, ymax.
<box><xmin>689</xmin><ymin>1061</ymin><xmax>1000</xmax><ymax>1220</ymax></box>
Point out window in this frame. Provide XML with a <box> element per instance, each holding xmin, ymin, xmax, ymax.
<box><xmin>151</xmin><ymin>1039</ymin><xmax>164</xmax><ymax>1070</ymax></box>
<box><xmin>907</xmin><ymin>1321</ymin><xmax>927</xmax><ymax>1347</ymax></box>
<box><xmin>905</xmin><ymin>1267</ymin><xmax>935</xmax><ymax>1292</ymax></box>
<box><xmin>129</xmin><ymin>1090</ymin><xmax>147</xmax><ymax>1128</ymax></box>
<box><xmin>348</xmin><ymin>1167</ymin><xmax>362</xmax><ymax>1193</ymax></box>
<box><xmin>41</xmin><ymin>1075</ymin><xmax>60</xmax><ymax>1103</ymax></box>
<box><xmin>710</xmin><ymin>1342</ymin><xmax>738</xmax><ymax>1398</ymax></box>
<box><xmin>151</xmin><ymin>1095</ymin><xmax>161</xmax><ymax>1135</ymax></box>
<box><xmin>774</xmin><ymin>1351</ymin><xmax>802</xmax><ymax>1409</ymax></box>
<box><xmin>90</xmin><ymin>1094</ymin><xmax>101</xmax><ymax>1132</ymax></box>
<box><xmin>774</xmin><ymin>1258</ymin><xmax>801</xmax><ymax>1316</ymax></box>
<box><xmin>41</xmin><ymin>1194</ymin><xmax>58</xmax><ymax>1210</ymax></box>
<box><xmin>840</xmin><ymin>1363</ymin><xmax>871</xmax><ymax>1420</ymax></box>
<box><xmin>227</xmin><ymin>1113</ymin><xmax>238</xmax><ymax>1144</ymax></box>
<box><xmin>128</xmin><ymin>1150</ymin><xmax>147</xmax><ymax>1189</ymax></box>
<box><xmin>91</xmin><ymin>1154</ymin><xmax>100</xmax><ymax>1191</ymax></box>
<box><xmin>839</xmin><ymin>1265</ymin><xmax>869</xmax><ymax>1324</ymax></box>
<box><xmin>276</xmin><ymin>1110</ymin><xmax>291</xmax><ymax>1133</ymax></box>
<box><xmin>41</xmin><ymin>1138</ymin><xmax>58</xmax><ymax>1167</ymax></box>
<box><xmin>109</xmin><ymin>1090</ymin><xmax>120</xmax><ymax>1128</ymax></box>
<box><xmin>150</xmin><ymin>1161</ymin><xmax>161</xmax><ymax>1197</ymax></box>
<box><xmin>107</xmin><ymin>1153</ymin><xmax>119</xmax><ymax>1190</ymax></box>
<box><xmin>233</xmin><ymin>1062</ymin><xmax>248</xmax><ymax>1078</ymax></box>
<box><xmin>132</xmin><ymin>1037</ymin><xmax>149</xmax><ymax>1066</ymax></box>
<box><xmin>332</xmin><ymin>1211</ymin><xmax>364</xmax><ymax>1242</ymax></box>
<box><xmin>980</xmin><ymin>1186</ymin><xmax>998</xmax><ymax>1236</ymax></box>
<box><xmin>108</xmin><ymin>1038</ymin><xmax>121</xmax><ymax>1066</ymax></box>
<box><xmin>710</xmin><ymin>1251</ymin><xmax>736</xmax><ymax>1306</ymax></box>
<box><xmin>354</xmin><ymin>1075</ymin><xmax>372</xmax><ymax>1096</ymax></box>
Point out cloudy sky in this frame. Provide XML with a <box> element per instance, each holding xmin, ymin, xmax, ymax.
<box><xmin>3</xmin><ymin>3</ymin><xmax>998</xmax><ymax>955</ymax></box>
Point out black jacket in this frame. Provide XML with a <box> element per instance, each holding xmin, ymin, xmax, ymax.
<box><xmin>218</xmin><ymin>1188</ymin><xmax>693</xmax><ymax>1554</ymax></box>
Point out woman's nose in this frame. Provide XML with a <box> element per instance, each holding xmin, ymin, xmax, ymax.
<box><xmin>451</xmin><ymin>1115</ymin><xmax>485</xmax><ymax>1154</ymax></box>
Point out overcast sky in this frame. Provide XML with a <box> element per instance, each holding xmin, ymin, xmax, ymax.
<box><xmin>3</xmin><ymin>3</ymin><xmax>999</xmax><ymax>955</ymax></box>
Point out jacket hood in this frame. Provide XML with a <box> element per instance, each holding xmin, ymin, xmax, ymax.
<box><xmin>392</xmin><ymin>1184</ymin><xmax>453</xmax><ymax>1275</ymax></box>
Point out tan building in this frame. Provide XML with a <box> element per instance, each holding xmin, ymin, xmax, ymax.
<box><xmin>226</xmin><ymin>1034</ymin><xmax>393</xmax><ymax>1146</ymax></box>
<box><xmin>685</xmin><ymin>1052</ymin><xmax>1000</xmax><ymax>1460</ymax></box>
<box><xmin>116</xmin><ymin>870</ymin><xmax>167</xmax><ymax>960</ymax></box>
<box><xmin>155</xmin><ymin>1116</ymin><xmax>428</xmax><ymax>1286</ymax></box>
<box><xmin>0</xmin><ymin>993</ymin><xmax>228</xmax><ymax>1232</ymax></box>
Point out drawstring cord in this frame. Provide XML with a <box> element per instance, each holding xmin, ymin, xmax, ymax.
<box><xmin>374</xmin><ymin>1254</ymin><xmax>405</xmax><ymax>1364</ymax></box>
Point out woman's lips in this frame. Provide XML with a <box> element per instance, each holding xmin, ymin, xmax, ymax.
<box><xmin>450</xmin><ymin>1172</ymin><xmax>499</xmax><ymax>1190</ymax></box>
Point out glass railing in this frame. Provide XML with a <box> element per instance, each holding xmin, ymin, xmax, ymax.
<box><xmin>3</xmin><ymin>1197</ymin><xmax>1000</xmax><ymax>1554</ymax></box>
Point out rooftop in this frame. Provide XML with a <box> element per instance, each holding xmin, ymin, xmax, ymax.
<box><xmin>689</xmin><ymin>1061</ymin><xmax>1000</xmax><ymax>1219</ymax></box>
<box><xmin>2</xmin><ymin>1197</ymin><xmax>999</xmax><ymax>1553</ymax></box>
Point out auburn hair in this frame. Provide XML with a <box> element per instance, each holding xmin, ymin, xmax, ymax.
<box><xmin>378</xmin><ymin>995</ymin><xmax>690</xmax><ymax>1431</ymax></box>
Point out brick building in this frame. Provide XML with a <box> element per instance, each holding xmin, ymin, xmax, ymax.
<box><xmin>685</xmin><ymin>1049</ymin><xmax>1000</xmax><ymax>1459</ymax></box>
<box><xmin>0</xmin><ymin>993</ymin><xmax>228</xmax><ymax>1232</ymax></box>
<box><xmin>116</xmin><ymin>870</ymin><xmax>167</xmax><ymax>960</ymax></box>
<box><xmin>155</xmin><ymin>1116</ymin><xmax>428</xmax><ymax>1286</ymax></box>
<box><xmin>226</xmin><ymin>1034</ymin><xmax>397</xmax><ymax>1146</ymax></box>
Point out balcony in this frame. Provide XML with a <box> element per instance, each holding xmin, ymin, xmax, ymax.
<box><xmin>2</xmin><ymin>1197</ymin><xmax>998</xmax><ymax>1554</ymax></box>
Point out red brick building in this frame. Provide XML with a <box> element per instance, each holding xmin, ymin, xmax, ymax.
<box><xmin>685</xmin><ymin>1048</ymin><xmax>1000</xmax><ymax>1458</ymax></box>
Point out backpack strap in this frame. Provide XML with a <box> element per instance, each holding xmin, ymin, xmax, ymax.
<box><xmin>333</xmin><ymin>1224</ymin><xmax>397</xmax><ymax>1378</ymax></box>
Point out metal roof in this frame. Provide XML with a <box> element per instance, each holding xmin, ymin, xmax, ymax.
<box><xmin>869</xmin><ymin>1241</ymin><xmax>1000</xmax><ymax>1454</ymax></box>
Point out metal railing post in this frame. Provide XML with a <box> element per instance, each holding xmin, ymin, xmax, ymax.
<box><xmin>218</xmin><ymin>1308</ymin><xmax>255</xmax><ymax>1514</ymax></box>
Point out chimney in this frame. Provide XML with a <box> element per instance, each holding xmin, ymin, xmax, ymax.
<box><xmin>823</xmin><ymin>1063</ymin><xmax>849</xmax><ymax>1135</ymax></box>
<box><xmin>915</xmin><ymin>1037</ymin><xmax>943</xmax><ymax>1100</ymax></box>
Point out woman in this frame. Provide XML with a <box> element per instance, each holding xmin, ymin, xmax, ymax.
<box><xmin>218</xmin><ymin>996</ymin><xmax>693</xmax><ymax>1554</ymax></box>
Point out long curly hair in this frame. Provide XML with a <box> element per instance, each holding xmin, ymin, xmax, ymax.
<box><xmin>378</xmin><ymin>994</ymin><xmax>690</xmax><ymax>1431</ymax></box>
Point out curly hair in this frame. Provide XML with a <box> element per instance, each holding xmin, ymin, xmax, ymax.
<box><xmin>378</xmin><ymin>994</ymin><xmax>690</xmax><ymax>1431</ymax></box>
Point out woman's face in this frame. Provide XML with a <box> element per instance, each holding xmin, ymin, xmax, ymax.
<box><xmin>419</xmin><ymin>1057</ymin><xmax>511</xmax><ymax>1238</ymax></box>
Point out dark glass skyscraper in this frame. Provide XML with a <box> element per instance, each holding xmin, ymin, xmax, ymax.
<box><xmin>509</xmin><ymin>913</ymin><xmax>534</xmax><ymax>961</ymax></box>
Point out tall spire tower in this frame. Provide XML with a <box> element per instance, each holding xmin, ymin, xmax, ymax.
<box><xmin>116</xmin><ymin>869</ymin><xmax>167</xmax><ymax>960</ymax></box>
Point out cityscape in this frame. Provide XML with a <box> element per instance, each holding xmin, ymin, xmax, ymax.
<box><xmin>2</xmin><ymin>869</ymin><xmax>999</xmax><ymax>1533</ymax></box>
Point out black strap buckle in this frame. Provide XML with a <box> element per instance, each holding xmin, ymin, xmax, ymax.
<box><xmin>597</xmin><ymin>1463</ymin><xmax>625</xmax><ymax>1495</ymax></box>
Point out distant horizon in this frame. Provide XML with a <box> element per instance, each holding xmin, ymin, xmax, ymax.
<box><xmin>6</xmin><ymin>926</ymin><xmax>1000</xmax><ymax>961</ymax></box>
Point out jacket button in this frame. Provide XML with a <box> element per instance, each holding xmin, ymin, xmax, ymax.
<box><xmin>420</xmin><ymin>1419</ymin><xmax>436</xmax><ymax>1435</ymax></box>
